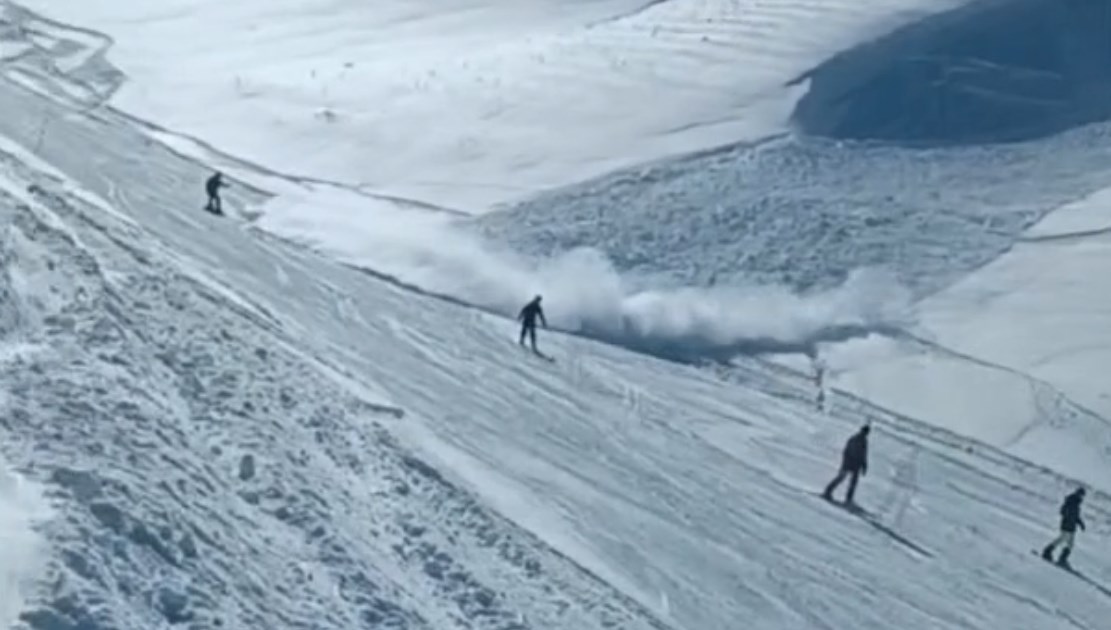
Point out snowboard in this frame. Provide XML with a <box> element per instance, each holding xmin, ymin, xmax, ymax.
<box><xmin>819</xmin><ymin>493</ymin><xmax>934</xmax><ymax>558</ymax></box>
<box><xmin>517</xmin><ymin>342</ymin><xmax>555</xmax><ymax>363</ymax></box>
<box><xmin>1032</xmin><ymin>549</ymin><xmax>1075</xmax><ymax>573</ymax></box>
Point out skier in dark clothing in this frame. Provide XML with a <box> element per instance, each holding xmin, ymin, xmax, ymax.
<box><xmin>822</xmin><ymin>425</ymin><xmax>870</xmax><ymax>505</ymax></box>
<box><xmin>1042</xmin><ymin>488</ymin><xmax>1086</xmax><ymax>568</ymax></box>
<box><xmin>517</xmin><ymin>295</ymin><xmax>547</xmax><ymax>352</ymax></box>
<box><xmin>205</xmin><ymin>172</ymin><xmax>228</xmax><ymax>214</ymax></box>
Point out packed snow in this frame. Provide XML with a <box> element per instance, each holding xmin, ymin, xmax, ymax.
<box><xmin>3</xmin><ymin>80</ymin><xmax>1111</xmax><ymax>627</ymax></box>
<box><xmin>2</xmin><ymin>0</ymin><xmax>1111</xmax><ymax>629</ymax></box>
<box><xmin>826</xmin><ymin>184</ymin><xmax>1111</xmax><ymax>487</ymax></box>
<box><xmin>17</xmin><ymin>0</ymin><xmax>964</xmax><ymax>211</ymax></box>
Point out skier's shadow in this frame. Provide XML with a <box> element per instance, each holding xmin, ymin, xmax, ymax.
<box><xmin>843</xmin><ymin>503</ymin><xmax>935</xmax><ymax>559</ymax></box>
<box><xmin>1070</xmin><ymin>569</ymin><xmax>1111</xmax><ymax>599</ymax></box>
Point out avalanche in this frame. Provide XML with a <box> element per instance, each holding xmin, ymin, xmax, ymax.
<box><xmin>0</xmin><ymin>1</ymin><xmax>1109</xmax><ymax>629</ymax></box>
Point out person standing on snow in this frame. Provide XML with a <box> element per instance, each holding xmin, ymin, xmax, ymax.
<box><xmin>205</xmin><ymin>171</ymin><xmax>229</xmax><ymax>214</ymax></box>
<box><xmin>822</xmin><ymin>425</ymin><xmax>870</xmax><ymax>505</ymax></box>
<box><xmin>517</xmin><ymin>295</ymin><xmax>547</xmax><ymax>352</ymax></box>
<box><xmin>1042</xmin><ymin>487</ymin><xmax>1086</xmax><ymax>569</ymax></box>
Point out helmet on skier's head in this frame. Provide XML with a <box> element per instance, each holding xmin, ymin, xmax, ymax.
<box><xmin>861</xmin><ymin>425</ymin><xmax>871</xmax><ymax>435</ymax></box>
<box><xmin>534</xmin><ymin>294</ymin><xmax>542</xmax><ymax>303</ymax></box>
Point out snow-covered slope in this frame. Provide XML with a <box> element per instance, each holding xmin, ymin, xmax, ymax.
<box><xmin>826</xmin><ymin>182</ymin><xmax>1111</xmax><ymax>488</ymax></box>
<box><xmin>1</xmin><ymin>13</ymin><xmax>1111</xmax><ymax>629</ymax></box>
<box><xmin>3</xmin><ymin>71</ymin><xmax>1111</xmax><ymax>628</ymax></box>
<box><xmin>15</xmin><ymin>0</ymin><xmax>961</xmax><ymax>211</ymax></box>
<box><xmin>6</xmin><ymin>1</ymin><xmax>1111</xmax><ymax>628</ymax></box>
<box><xmin>471</xmin><ymin>0</ymin><xmax>1111</xmax><ymax>485</ymax></box>
<box><xmin>0</xmin><ymin>462</ymin><xmax>47</xmax><ymax>629</ymax></box>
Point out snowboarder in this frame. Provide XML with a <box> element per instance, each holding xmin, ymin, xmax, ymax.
<box><xmin>517</xmin><ymin>295</ymin><xmax>547</xmax><ymax>353</ymax></box>
<box><xmin>822</xmin><ymin>425</ymin><xmax>870</xmax><ymax>505</ymax></box>
<box><xmin>205</xmin><ymin>171</ymin><xmax>228</xmax><ymax>214</ymax></box>
<box><xmin>1042</xmin><ymin>487</ymin><xmax>1086</xmax><ymax>569</ymax></box>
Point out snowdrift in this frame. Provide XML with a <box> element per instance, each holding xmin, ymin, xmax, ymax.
<box><xmin>259</xmin><ymin>191</ymin><xmax>914</xmax><ymax>362</ymax></box>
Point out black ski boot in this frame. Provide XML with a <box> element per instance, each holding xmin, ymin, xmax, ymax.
<box><xmin>1041</xmin><ymin>545</ymin><xmax>1055</xmax><ymax>561</ymax></box>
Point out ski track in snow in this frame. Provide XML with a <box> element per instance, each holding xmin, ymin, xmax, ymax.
<box><xmin>0</xmin><ymin>116</ymin><xmax>669</xmax><ymax>629</ymax></box>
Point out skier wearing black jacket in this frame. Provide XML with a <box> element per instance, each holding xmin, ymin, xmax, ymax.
<box><xmin>517</xmin><ymin>295</ymin><xmax>547</xmax><ymax>352</ymax></box>
<box><xmin>205</xmin><ymin>172</ymin><xmax>228</xmax><ymax>214</ymax></box>
<box><xmin>822</xmin><ymin>425</ymin><xmax>870</xmax><ymax>505</ymax></box>
<box><xmin>1042</xmin><ymin>488</ymin><xmax>1086</xmax><ymax>569</ymax></box>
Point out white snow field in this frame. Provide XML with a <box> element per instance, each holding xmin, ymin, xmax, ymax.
<box><xmin>2</xmin><ymin>60</ymin><xmax>1111</xmax><ymax>629</ymax></box>
<box><xmin>16</xmin><ymin>0</ymin><xmax>963</xmax><ymax>212</ymax></box>
<box><xmin>826</xmin><ymin>183</ymin><xmax>1111</xmax><ymax>489</ymax></box>
<box><xmin>467</xmin><ymin>0</ymin><xmax>1111</xmax><ymax>485</ymax></box>
<box><xmin>3</xmin><ymin>0</ymin><xmax>1111</xmax><ymax>629</ymax></box>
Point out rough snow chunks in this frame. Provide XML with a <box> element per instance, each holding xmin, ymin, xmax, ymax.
<box><xmin>179</xmin><ymin>533</ymin><xmax>198</xmax><ymax>560</ymax></box>
<box><xmin>88</xmin><ymin>499</ymin><xmax>195</xmax><ymax>569</ymax></box>
<box><xmin>128</xmin><ymin>521</ymin><xmax>181</xmax><ymax>568</ymax></box>
<box><xmin>238</xmin><ymin>453</ymin><xmax>256</xmax><ymax>481</ymax></box>
<box><xmin>88</xmin><ymin>501</ymin><xmax>125</xmax><ymax>533</ymax></box>
<box><xmin>155</xmin><ymin>585</ymin><xmax>193</xmax><ymax>624</ymax></box>
<box><xmin>51</xmin><ymin>467</ymin><xmax>103</xmax><ymax>503</ymax></box>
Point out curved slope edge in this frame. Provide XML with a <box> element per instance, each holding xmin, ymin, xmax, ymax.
<box><xmin>793</xmin><ymin>0</ymin><xmax>1111</xmax><ymax>145</ymax></box>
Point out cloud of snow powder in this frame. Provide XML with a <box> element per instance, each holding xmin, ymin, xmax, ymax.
<box><xmin>0</xmin><ymin>458</ymin><xmax>49</xmax><ymax>626</ymax></box>
<box><xmin>259</xmin><ymin>189</ymin><xmax>914</xmax><ymax>360</ymax></box>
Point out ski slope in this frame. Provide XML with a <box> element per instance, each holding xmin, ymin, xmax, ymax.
<box><xmin>466</xmin><ymin>0</ymin><xmax>1111</xmax><ymax>485</ymax></box>
<box><xmin>4</xmin><ymin>0</ymin><xmax>1111</xmax><ymax>628</ymax></box>
<box><xmin>826</xmin><ymin>183</ymin><xmax>1111</xmax><ymax>489</ymax></box>
<box><xmin>0</xmin><ymin>7</ymin><xmax>1110</xmax><ymax>628</ymax></box>
<box><xmin>1</xmin><ymin>64</ymin><xmax>1111</xmax><ymax>628</ymax></box>
<box><xmin>16</xmin><ymin>0</ymin><xmax>962</xmax><ymax>212</ymax></box>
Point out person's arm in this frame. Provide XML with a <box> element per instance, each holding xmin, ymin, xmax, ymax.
<box><xmin>539</xmin><ymin>308</ymin><xmax>548</xmax><ymax>328</ymax></box>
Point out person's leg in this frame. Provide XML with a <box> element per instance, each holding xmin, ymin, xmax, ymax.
<box><xmin>1043</xmin><ymin>531</ymin><xmax>1070</xmax><ymax>560</ymax></box>
<box><xmin>845</xmin><ymin>469</ymin><xmax>860</xmax><ymax>504</ymax></box>
<box><xmin>529</xmin><ymin>326</ymin><xmax>537</xmax><ymax>351</ymax></box>
<box><xmin>823</xmin><ymin>470</ymin><xmax>847</xmax><ymax>499</ymax></box>
<box><xmin>1058</xmin><ymin>531</ymin><xmax>1076</xmax><ymax>566</ymax></box>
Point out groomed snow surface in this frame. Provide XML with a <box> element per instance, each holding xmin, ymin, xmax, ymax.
<box><xmin>3</xmin><ymin>75</ymin><xmax>1111</xmax><ymax>628</ymax></box>
<box><xmin>18</xmin><ymin>0</ymin><xmax>962</xmax><ymax>211</ymax></box>
<box><xmin>3</xmin><ymin>0</ymin><xmax>1111</xmax><ymax>629</ymax></box>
